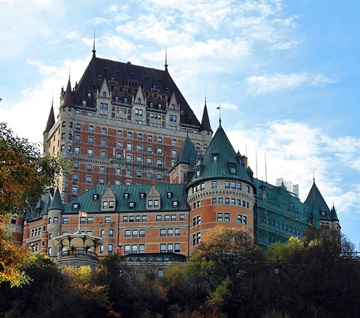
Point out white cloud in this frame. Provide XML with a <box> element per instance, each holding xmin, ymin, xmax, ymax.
<box><xmin>226</xmin><ymin>120</ymin><xmax>360</xmax><ymax>218</ymax></box>
<box><xmin>246</xmin><ymin>72</ymin><xmax>336</xmax><ymax>95</ymax></box>
<box><xmin>0</xmin><ymin>57</ymin><xmax>89</xmax><ymax>144</ymax></box>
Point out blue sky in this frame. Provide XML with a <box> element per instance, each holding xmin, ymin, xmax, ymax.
<box><xmin>1</xmin><ymin>0</ymin><xmax>359</xmax><ymax>246</ymax></box>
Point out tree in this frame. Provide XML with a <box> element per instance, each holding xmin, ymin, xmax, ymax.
<box><xmin>0</xmin><ymin>122</ymin><xmax>64</xmax><ymax>286</ymax></box>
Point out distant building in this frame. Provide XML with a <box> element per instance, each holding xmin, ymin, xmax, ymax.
<box><xmin>21</xmin><ymin>49</ymin><xmax>340</xmax><ymax>263</ymax></box>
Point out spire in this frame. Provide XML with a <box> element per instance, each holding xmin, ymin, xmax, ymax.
<box><xmin>44</xmin><ymin>101</ymin><xmax>55</xmax><ymax>133</ymax></box>
<box><xmin>200</xmin><ymin>98</ymin><xmax>212</xmax><ymax>133</ymax></box>
<box><xmin>164</xmin><ymin>44</ymin><xmax>168</xmax><ymax>71</ymax></box>
<box><xmin>217</xmin><ymin>104</ymin><xmax>222</xmax><ymax>126</ymax></box>
<box><xmin>92</xmin><ymin>31</ymin><xmax>96</xmax><ymax>58</ymax></box>
<box><xmin>62</xmin><ymin>76</ymin><xmax>74</xmax><ymax>107</ymax></box>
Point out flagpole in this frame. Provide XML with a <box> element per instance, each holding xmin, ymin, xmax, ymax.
<box><xmin>78</xmin><ymin>211</ymin><xmax>80</xmax><ymax>232</ymax></box>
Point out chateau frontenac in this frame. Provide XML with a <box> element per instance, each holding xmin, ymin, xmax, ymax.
<box><xmin>17</xmin><ymin>47</ymin><xmax>340</xmax><ymax>265</ymax></box>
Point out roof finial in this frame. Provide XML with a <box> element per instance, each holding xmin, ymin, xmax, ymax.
<box><xmin>92</xmin><ymin>31</ymin><xmax>96</xmax><ymax>57</ymax></box>
<box><xmin>217</xmin><ymin>104</ymin><xmax>222</xmax><ymax>126</ymax></box>
<box><xmin>313</xmin><ymin>171</ymin><xmax>315</xmax><ymax>183</ymax></box>
<box><xmin>164</xmin><ymin>44</ymin><xmax>168</xmax><ymax>71</ymax></box>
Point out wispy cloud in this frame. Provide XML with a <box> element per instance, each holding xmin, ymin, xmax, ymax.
<box><xmin>227</xmin><ymin>120</ymin><xmax>360</xmax><ymax>216</ymax></box>
<box><xmin>246</xmin><ymin>72</ymin><xmax>336</xmax><ymax>95</ymax></box>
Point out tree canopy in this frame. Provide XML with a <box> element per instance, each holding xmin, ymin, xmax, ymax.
<box><xmin>0</xmin><ymin>122</ymin><xmax>64</xmax><ymax>286</ymax></box>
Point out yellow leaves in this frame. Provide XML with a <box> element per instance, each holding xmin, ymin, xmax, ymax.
<box><xmin>267</xmin><ymin>236</ymin><xmax>304</xmax><ymax>263</ymax></box>
<box><xmin>0</xmin><ymin>224</ymin><xmax>31</xmax><ymax>287</ymax></box>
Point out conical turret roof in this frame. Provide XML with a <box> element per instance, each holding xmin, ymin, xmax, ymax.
<box><xmin>188</xmin><ymin>124</ymin><xmax>252</xmax><ymax>185</ymax></box>
<box><xmin>48</xmin><ymin>188</ymin><xmax>64</xmax><ymax>211</ymax></box>
<box><xmin>176</xmin><ymin>134</ymin><xmax>198</xmax><ymax>165</ymax></box>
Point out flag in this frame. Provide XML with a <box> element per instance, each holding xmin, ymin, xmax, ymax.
<box><xmin>79</xmin><ymin>211</ymin><xmax>88</xmax><ymax>217</ymax></box>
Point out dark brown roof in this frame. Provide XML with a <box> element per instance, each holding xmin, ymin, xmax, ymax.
<box><xmin>200</xmin><ymin>101</ymin><xmax>212</xmax><ymax>132</ymax></box>
<box><xmin>69</xmin><ymin>54</ymin><xmax>200</xmax><ymax>127</ymax></box>
<box><xmin>44</xmin><ymin>102</ymin><xmax>55</xmax><ymax>133</ymax></box>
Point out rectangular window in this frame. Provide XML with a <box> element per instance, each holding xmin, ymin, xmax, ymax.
<box><xmin>63</xmin><ymin>217</ymin><xmax>69</xmax><ymax>224</ymax></box>
<box><xmin>212</xmin><ymin>181</ymin><xmax>217</xmax><ymax>189</ymax></box>
<box><xmin>109</xmin><ymin>229</ymin><xmax>114</xmax><ymax>237</ymax></box>
<box><xmin>105</xmin><ymin>216</ymin><xmax>111</xmax><ymax>223</ymax></box>
<box><xmin>160</xmin><ymin>229</ymin><xmax>166</xmax><ymax>237</ymax></box>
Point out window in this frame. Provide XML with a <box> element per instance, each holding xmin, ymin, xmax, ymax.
<box><xmin>88</xmin><ymin>136</ymin><xmax>94</xmax><ymax>144</ymax></box>
<box><xmin>99</xmin><ymin>178</ymin><xmax>105</xmax><ymax>185</ymax></box>
<box><xmin>157</xmin><ymin>148</ymin><xmax>163</xmax><ymax>155</ymax></box>
<box><xmin>160</xmin><ymin>244</ymin><xmax>166</xmax><ymax>253</ymax></box>
<box><xmin>63</xmin><ymin>217</ymin><xmax>69</xmax><ymax>224</ymax></box>
<box><xmin>172</xmin><ymin>139</ymin><xmax>177</xmax><ymax>146</ymax></box>
<box><xmin>75</xmin><ymin>123</ymin><xmax>81</xmax><ymax>130</ymax></box>
<box><xmin>89</xmin><ymin>125</ymin><xmax>94</xmax><ymax>132</ymax></box>
<box><xmin>225</xmin><ymin>181</ymin><xmax>230</xmax><ymax>189</ymax></box>
<box><xmin>174</xmin><ymin>243</ymin><xmax>181</xmax><ymax>253</ymax></box>
<box><xmin>72</xmin><ymin>174</ymin><xmax>78</xmax><ymax>182</ymax></box>
<box><xmin>115</xmin><ymin>168</ymin><xmax>121</xmax><ymax>176</ymax></box>
<box><xmin>160</xmin><ymin>229</ymin><xmax>166</xmax><ymax>237</ymax></box>
<box><xmin>117</xmin><ymin>130</ymin><xmax>122</xmax><ymax>137</ymax></box>
<box><xmin>101</xmin><ymin>150</ymin><xmax>107</xmax><ymax>158</ymax></box>
<box><xmin>147</xmin><ymin>135</ymin><xmax>153</xmax><ymax>142</ymax></box>
<box><xmin>156</xmin><ymin>174</ymin><xmax>162</xmax><ymax>181</ymax></box>
<box><xmin>87</xmin><ymin>164</ymin><xmax>92</xmax><ymax>171</ymax></box>
<box><xmin>195</xmin><ymin>143</ymin><xmax>200</xmax><ymax>150</ymax></box>
<box><xmin>72</xmin><ymin>186</ymin><xmax>78</xmax><ymax>195</ymax></box>
<box><xmin>193</xmin><ymin>215</ymin><xmax>201</xmax><ymax>226</ymax></box>
<box><xmin>105</xmin><ymin>216</ymin><xmax>111</xmax><ymax>223</ymax></box>
<box><xmin>100</xmin><ymin>229</ymin><xmax>105</xmax><ymax>238</ymax></box>
<box><xmin>53</xmin><ymin>217</ymin><xmax>59</xmax><ymax>224</ymax></box>
<box><xmin>175</xmin><ymin>228</ymin><xmax>181</xmax><ymax>236</ymax></box>
<box><xmin>126</xmin><ymin>154</ymin><xmax>132</xmax><ymax>162</ymax></box>
<box><xmin>127</xmin><ymin>132</ymin><xmax>133</xmax><ymax>138</ymax></box>
<box><xmin>73</xmin><ymin>162</ymin><xmax>79</xmax><ymax>170</ymax></box>
<box><xmin>127</xmin><ymin>143</ymin><xmax>132</xmax><ymax>150</ymax></box>
<box><xmin>156</xmin><ymin>215</ymin><xmax>161</xmax><ymax>221</ymax></box>
<box><xmin>158</xmin><ymin>136</ymin><xmax>163</xmax><ymax>143</ymax></box>
<box><xmin>75</xmin><ymin>135</ymin><xmax>81</xmax><ymax>142</ymax></box>
<box><xmin>101</xmin><ymin>138</ymin><xmax>107</xmax><ymax>146</ymax></box>
<box><xmin>88</xmin><ymin>149</ymin><xmax>93</xmax><ymax>157</ymax></box>
<box><xmin>217</xmin><ymin>213</ymin><xmax>223</xmax><ymax>222</ymax></box>
<box><xmin>108</xmin><ymin>244</ymin><xmax>114</xmax><ymax>254</ymax></box>
<box><xmin>157</xmin><ymin>159</ymin><xmax>163</xmax><ymax>166</ymax></box>
<box><xmin>86</xmin><ymin>176</ymin><xmax>92</xmax><ymax>183</ymax></box>
<box><xmin>212</xmin><ymin>181</ymin><xmax>217</xmax><ymax>189</ymax></box>
<box><xmin>101</xmin><ymin>127</ymin><xmax>107</xmax><ymax>134</ymax></box>
<box><xmin>87</xmin><ymin>217</ymin><xmax>93</xmax><ymax>223</ymax></box>
<box><xmin>192</xmin><ymin>232</ymin><xmax>201</xmax><ymax>246</ymax></box>
<box><xmin>147</xmin><ymin>146</ymin><xmax>153</xmax><ymax>153</ymax></box>
<box><xmin>171</xmin><ymin>150</ymin><xmax>177</xmax><ymax>157</ymax></box>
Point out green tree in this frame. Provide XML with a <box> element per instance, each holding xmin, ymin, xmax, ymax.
<box><xmin>0</xmin><ymin>122</ymin><xmax>64</xmax><ymax>286</ymax></box>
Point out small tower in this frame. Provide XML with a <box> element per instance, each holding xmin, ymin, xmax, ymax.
<box><xmin>47</xmin><ymin>188</ymin><xmax>64</xmax><ymax>258</ymax></box>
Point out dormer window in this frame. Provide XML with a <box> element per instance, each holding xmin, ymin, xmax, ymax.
<box><xmin>93</xmin><ymin>194</ymin><xmax>99</xmax><ymax>201</ymax></box>
<box><xmin>72</xmin><ymin>203</ymin><xmax>80</xmax><ymax>210</ymax></box>
<box><xmin>196</xmin><ymin>170</ymin><xmax>200</xmax><ymax>178</ymax></box>
<box><xmin>124</xmin><ymin>193</ymin><xmax>129</xmax><ymax>199</ymax></box>
<box><xmin>139</xmin><ymin>193</ymin><xmax>145</xmax><ymax>199</ymax></box>
<box><xmin>167</xmin><ymin>192</ymin><xmax>173</xmax><ymax>198</ymax></box>
<box><xmin>172</xmin><ymin>201</ymin><xmax>179</xmax><ymax>207</ymax></box>
<box><xmin>129</xmin><ymin>202</ymin><xmax>135</xmax><ymax>208</ymax></box>
<box><xmin>213</xmin><ymin>153</ymin><xmax>219</xmax><ymax>163</ymax></box>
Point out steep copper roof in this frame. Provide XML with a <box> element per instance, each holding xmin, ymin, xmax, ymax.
<box><xmin>48</xmin><ymin>188</ymin><xmax>64</xmax><ymax>211</ymax></box>
<box><xmin>188</xmin><ymin>124</ymin><xmax>252</xmax><ymax>185</ymax></box>
<box><xmin>304</xmin><ymin>180</ymin><xmax>331</xmax><ymax>219</ymax></box>
<box><xmin>176</xmin><ymin>134</ymin><xmax>198</xmax><ymax>165</ymax></box>
<box><xmin>71</xmin><ymin>53</ymin><xmax>200</xmax><ymax>127</ymax></box>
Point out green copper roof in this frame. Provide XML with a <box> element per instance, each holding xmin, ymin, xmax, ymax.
<box><xmin>304</xmin><ymin>180</ymin><xmax>331</xmax><ymax>219</ymax></box>
<box><xmin>63</xmin><ymin>183</ymin><xmax>188</xmax><ymax>214</ymax></box>
<box><xmin>48</xmin><ymin>188</ymin><xmax>64</xmax><ymax>211</ymax></box>
<box><xmin>176</xmin><ymin>134</ymin><xmax>198</xmax><ymax>165</ymax></box>
<box><xmin>188</xmin><ymin>124</ymin><xmax>252</xmax><ymax>185</ymax></box>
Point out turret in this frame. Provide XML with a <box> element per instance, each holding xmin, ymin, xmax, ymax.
<box><xmin>186</xmin><ymin>124</ymin><xmax>255</xmax><ymax>254</ymax></box>
<box><xmin>47</xmin><ymin>188</ymin><xmax>64</xmax><ymax>257</ymax></box>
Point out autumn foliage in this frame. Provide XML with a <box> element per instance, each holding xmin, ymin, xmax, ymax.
<box><xmin>0</xmin><ymin>122</ymin><xmax>64</xmax><ymax>286</ymax></box>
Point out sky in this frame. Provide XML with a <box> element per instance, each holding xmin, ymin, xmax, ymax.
<box><xmin>1</xmin><ymin>0</ymin><xmax>360</xmax><ymax>246</ymax></box>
